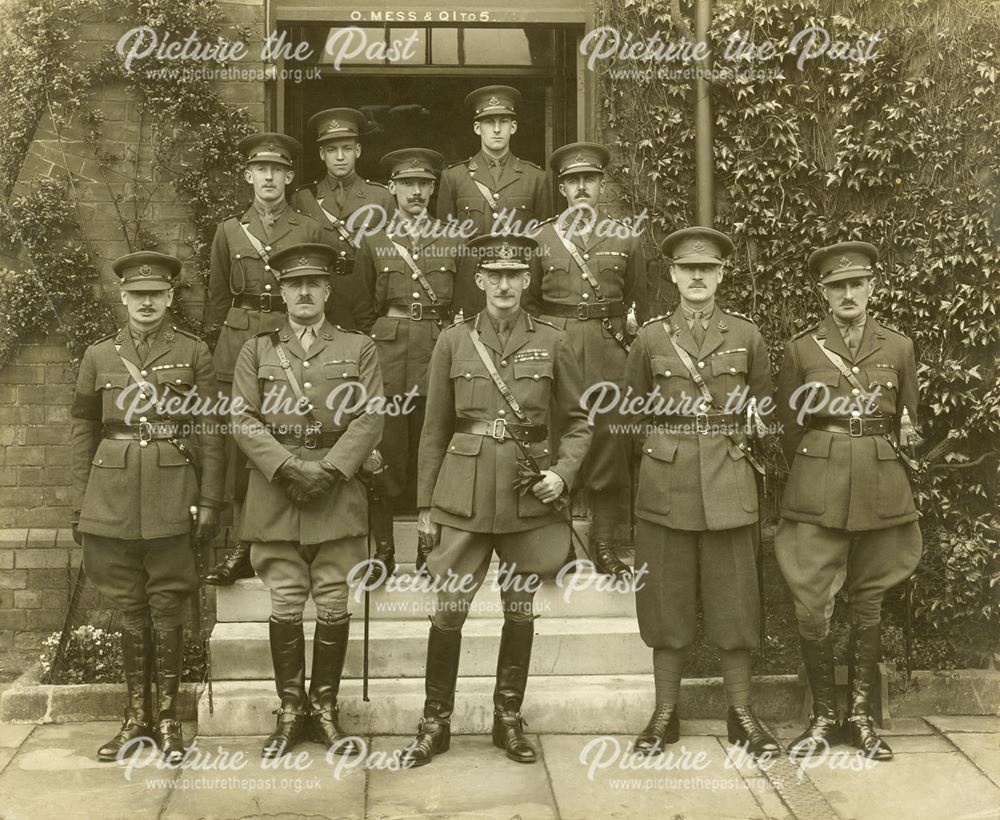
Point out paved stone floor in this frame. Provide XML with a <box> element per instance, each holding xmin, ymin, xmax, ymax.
<box><xmin>0</xmin><ymin>717</ymin><xmax>997</xmax><ymax>819</ymax></box>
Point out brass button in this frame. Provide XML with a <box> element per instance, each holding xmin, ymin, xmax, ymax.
<box><xmin>264</xmin><ymin>245</ymin><xmax>272</xmax><ymax>253</ymax></box>
<box><xmin>139</xmin><ymin>416</ymin><xmax>147</xmax><ymax>423</ymax></box>
<box><xmin>851</xmin><ymin>410</ymin><xmax>860</xmax><ymax>417</ymax></box>
<box><xmin>175</xmin><ymin>379</ymin><xmax>182</xmax><ymax>384</ymax></box>
<box><xmin>852</xmin><ymin>366</ymin><xmax>860</xmax><ymax>374</ymax></box>
<box><xmin>339</xmin><ymin>250</ymin><xmax>347</xmax><ymax>257</ymax></box>
<box><xmin>139</xmin><ymin>441</ymin><xmax>148</xmax><ymax>448</ymax></box>
<box><xmin>303</xmin><ymin>382</ymin><xmax>312</xmax><ymax>389</ymax></box>
<box><xmin>383</xmin><ymin>267</ymin><xmax>389</xmax><ymax>272</ymax></box>
<box><xmin>492</xmin><ymin>213</ymin><xmax>498</xmax><ymax>219</ymax></box>
<box><xmin>97</xmin><ymin>459</ymin><xmax>103</xmax><ymax>465</ymax></box>
<box><xmin>264</xmin><ymin>265</ymin><xmax>271</xmax><ymax>272</ymax></box>
<box><xmin>582</xmin><ymin>293</ymin><xmax>590</xmax><ymax>300</ymax></box>
<box><xmin>493</xmin><ymin>193</ymin><xmax>500</xmax><ymax>200</ymax></box>
<box><xmin>583</xmin><ymin>253</ymin><xmax>590</xmax><ymax>260</ymax></box>
<box><xmin>698</xmin><ymin>361</ymin><xmax>705</xmax><ymax>369</ymax></box>
<box><xmin>852</xmin><ymin>388</ymin><xmax>860</xmax><ymax>396</ymax></box>
<box><xmin>582</xmin><ymin>273</ymin><xmax>588</xmax><ymax>280</ymax></box>
<box><xmin>140</xmin><ymin>369</ymin><xmax>148</xmax><ymax>377</ymax></box>
<box><xmin>411</xmin><ymin>273</ymin><xmax>419</xmax><ymax>280</ymax></box>
<box><xmin>440</xmin><ymin>267</ymin><xmax>448</xmax><ymax>271</ymax></box>
<box><xmin>887</xmin><ymin>381</ymin><xmax>894</xmax><ymax>388</ymax></box>
<box><xmin>302</xmin><ymin>361</ymin><xmax>309</xmax><ymax>368</ymax></box>
<box><xmin>464</xmin><ymin>373</ymin><xmax>472</xmax><ymax>380</ymax></box>
<box><xmin>412</xmin><ymin>292</ymin><xmax>420</xmax><ymax>299</ymax></box>
<box><xmin>542</xmin><ymin>448</ymin><xmax>549</xmax><ymax>454</ymax></box>
<box><xmin>450</xmin><ymin>445</ymin><xmax>456</xmax><ymax>451</ymax></box>
<box><xmin>646</xmin><ymin>448</ymin><xmax>653</xmax><ymax>454</ymax></box>
<box><xmin>533</xmin><ymin>374</ymin><xmax>540</xmax><ymax>381</ymax></box>
<box><xmin>264</xmin><ymin>284</ymin><xmax>272</xmax><ymax>291</ymax></box>
<box><xmin>412</xmin><ymin>250</ymin><xmax>419</xmax><ymax>257</ymax></box>
<box><xmin>341</xmin><ymin>372</ymin><xmax>348</xmax><ymax>378</ymax></box>
<box><xmin>801</xmin><ymin>447</ymin><xmax>808</xmax><ymax>454</ymax></box>
<box><xmin>268</xmin><ymin>375</ymin><xmax>274</xmax><ymax>381</ymax></box>
<box><xmin>500</xmin><ymin>360</ymin><xmax>508</xmax><ymax>366</ymax></box>
<box><xmin>498</xmin><ymin>409</ymin><xmax>506</xmax><ymax>416</ymax></box>
<box><xmin>105</xmin><ymin>382</ymin><xmax>112</xmax><ymax>388</ymax></box>
<box><xmin>664</xmin><ymin>370</ymin><xmax>671</xmax><ymax>377</ymax></box>
<box><xmin>729</xmin><ymin>367</ymin><xmax>736</xmax><ymax>374</ymax></box>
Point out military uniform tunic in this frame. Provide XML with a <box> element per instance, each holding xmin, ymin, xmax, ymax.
<box><xmin>774</xmin><ymin>314</ymin><xmax>922</xmax><ymax>638</ymax></box>
<box><xmin>353</xmin><ymin>215</ymin><xmax>463</xmax><ymax>497</ymax></box>
<box><xmin>69</xmin><ymin>323</ymin><xmax>226</xmax><ymax>614</ymax></box>
<box><xmin>437</xmin><ymin>152</ymin><xmax>550</xmax><ymax>317</ymax></box>
<box><xmin>291</xmin><ymin>174</ymin><xmax>395</xmax><ymax>333</ymax></box>
<box><xmin>625</xmin><ymin>307</ymin><xmax>772</xmax><ymax>650</ymax></box>
<box><xmin>525</xmin><ymin>212</ymin><xmax>647</xmax><ymax>491</ymax></box>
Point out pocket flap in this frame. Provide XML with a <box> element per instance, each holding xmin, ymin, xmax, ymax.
<box><xmin>96</xmin><ymin>372</ymin><xmax>129</xmax><ymax>391</ymax></box>
<box><xmin>257</xmin><ymin>364</ymin><xmax>288</xmax><ymax>383</ymax></box>
<box><xmin>650</xmin><ymin>355</ymin><xmax>684</xmax><ymax>379</ymax></box>
<box><xmin>641</xmin><ymin>435</ymin><xmax>678</xmax><ymax>463</ymax></box>
<box><xmin>158</xmin><ymin>443</ymin><xmax>193</xmax><ymax>467</ymax></box>
<box><xmin>868</xmin><ymin>368</ymin><xmax>898</xmax><ymax>390</ymax></box>
<box><xmin>450</xmin><ymin>360</ymin><xmax>488</xmax><ymax>380</ymax></box>
<box><xmin>711</xmin><ymin>353</ymin><xmax>749</xmax><ymax>376</ymax></box>
<box><xmin>155</xmin><ymin>367</ymin><xmax>194</xmax><ymax>390</ymax></box>
<box><xmin>513</xmin><ymin>361</ymin><xmax>553</xmax><ymax>380</ymax></box>
<box><xmin>92</xmin><ymin>439</ymin><xmax>128</xmax><ymax>468</ymax></box>
<box><xmin>446</xmin><ymin>432</ymin><xmax>483</xmax><ymax>456</ymax></box>
<box><xmin>324</xmin><ymin>361</ymin><xmax>360</xmax><ymax>380</ymax></box>
<box><xmin>371</xmin><ymin>316</ymin><xmax>399</xmax><ymax>341</ymax></box>
<box><xmin>223</xmin><ymin>307</ymin><xmax>250</xmax><ymax>330</ymax></box>
<box><xmin>874</xmin><ymin>435</ymin><xmax>899</xmax><ymax>461</ymax></box>
<box><xmin>796</xmin><ymin>430</ymin><xmax>833</xmax><ymax>458</ymax></box>
<box><xmin>805</xmin><ymin>369</ymin><xmax>841</xmax><ymax>387</ymax></box>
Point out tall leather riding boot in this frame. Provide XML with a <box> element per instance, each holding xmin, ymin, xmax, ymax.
<box><xmin>369</xmin><ymin>496</ymin><xmax>396</xmax><ymax>584</ymax></box>
<box><xmin>845</xmin><ymin>624</ymin><xmax>893</xmax><ymax>760</ymax></box>
<box><xmin>152</xmin><ymin>626</ymin><xmax>186</xmax><ymax>763</ymax></box>
<box><xmin>203</xmin><ymin>541</ymin><xmax>254</xmax><ymax>585</ymax></box>
<box><xmin>789</xmin><ymin>635</ymin><xmax>841</xmax><ymax>758</ymax></box>
<box><xmin>262</xmin><ymin>619</ymin><xmax>308</xmax><ymax>759</ymax></box>
<box><xmin>492</xmin><ymin>619</ymin><xmax>537</xmax><ymax>763</ymax></box>
<box><xmin>307</xmin><ymin>620</ymin><xmax>361</xmax><ymax>756</ymax></box>
<box><xmin>401</xmin><ymin>624</ymin><xmax>462</xmax><ymax>767</ymax></box>
<box><xmin>98</xmin><ymin>624</ymin><xmax>155</xmax><ymax>760</ymax></box>
<box><xmin>589</xmin><ymin>492</ymin><xmax>630</xmax><ymax>578</ymax></box>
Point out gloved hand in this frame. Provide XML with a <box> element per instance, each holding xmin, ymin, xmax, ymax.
<box><xmin>416</xmin><ymin>507</ymin><xmax>440</xmax><ymax>553</ymax></box>
<box><xmin>194</xmin><ymin>506</ymin><xmax>220</xmax><ymax>542</ymax></box>
<box><xmin>279</xmin><ymin>458</ymin><xmax>335</xmax><ymax>494</ymax></box>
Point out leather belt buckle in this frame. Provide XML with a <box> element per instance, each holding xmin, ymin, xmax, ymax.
<box><xmin>490</xmin><ymin>418</ymin><xmax>508</xmax><ymax>442</ymax></box>
<box><xmin>576</xmin><ymin>302</ymin><xmax>591</xmax><ymax>320</ymax></box>
<box><xmin>409</xmin><ymin>303</ymin><xmax>424</xmax><ymax>321</ymax></box>
<box><xmin>849</xmin><ymin>417</ymin><xmax>863</xmax><ymax>437</ymax></box>
<box><xmin>303</xmin><ymin>426</ymin><xmax>320</xmax><ymax>449</ymax></box>
<box><xmin>138</xmin><ymin>420</ymin><xmax>153</xmax><ymax>447</ymax></box>
<box><xmin>695</xmin><ymin>413</ymin><xmax>709</xmax><ymax>435</ymax></box>
<box><xmin>260</xmin><ymin>292</ymin><xmax>273</xmax><ymax>313</ymax></box>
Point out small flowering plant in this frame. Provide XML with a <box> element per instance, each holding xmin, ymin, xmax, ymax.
<box><xmin>39</xmin><ymin>625</ymin><xmax>124</xmax><ymax>684</ymax></box>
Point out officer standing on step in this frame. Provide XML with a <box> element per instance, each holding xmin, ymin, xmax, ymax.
<box><xmin>231</xmin><ymin>242</ymin><xmax>384</xmax><ymax>759</ymax></box>
<box><xmin>524</xmin><ymin>142</ymin><xmax>647</xmax><ymax>577</ymax></box>
<box><xmin>437</xmin><ymin>85</ymin><xmax>550</xmax><ymax>318</ymax></box>
<box><xmin>291</xmin><ymin>107</ymin><xmax>394</xmax><ymax>332</ymax></box>
<box><xmin>70</xmin><ymin>251</ymin><xmax>225</xmax><ymax>763</ymax></box>
<box><xmin>775</xmin><ymin>242</ymin><xmax>921</xmax><ymax>761</ymax></box>
<box><xmin>401</xmin><ymin>234</ymin><xmax>591</xmax><ymax>768</ymax></box>
<box><xmin>203</xmin><ymin>132</ymin><xmax>328</xmax><ymax>587</ymax></box>
<box><xmin>624</xmin><ymin>228</ymin><xmax>779</xmax><ymax>758</ymax></box>
<box><xmin>353</xmin><ymin>148</ymin><xmax>463</xmax><ymax>576</ymax></box>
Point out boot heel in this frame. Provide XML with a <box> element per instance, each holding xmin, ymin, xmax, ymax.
<box><xmin>437</xmin><ymin>726</ymin><xmax>451</xmax><ymax>754</ymax></box>
<box><xmin>492</xmin><ymin>717</ymin><xmax>505</xmax><ymax>750</ymax></box>
<box><xmin>665</xmin><ymin>718</ymin><xmax>680</xmax><ymax>744</ymax></box>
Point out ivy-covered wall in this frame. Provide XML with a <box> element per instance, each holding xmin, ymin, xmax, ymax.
<box><xmin>0</xmin><ymin>0</ymin><xmax>265</xmax><ymax>651</ymax></box>
<box><xmin>597</xmin><ymin>0</ymin><xmax>999</xmax><ymax>644</ymax></box>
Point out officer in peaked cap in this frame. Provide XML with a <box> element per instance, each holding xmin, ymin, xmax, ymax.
<box><xmin>353</xmin><ymin>147</ymin><xmax>463</xmax><ymax>578</ymax></box>
<box><xmin>525</xmin><ymin>140</ymin><xmax>647</xmax><ymax>578</ymax></box>
<box><xmin>402</xmin><ymin>233</ymin><xmax>591</xmax><ymax>767</ymax></box>
<box><xmin>230</xmin><ymin>241</ymin><xmax>384</xmax><ymax>759</ymax></box>
<box><xmin>70</xmin><ymin>251</ymin><xmax>226</xmax><ymax>762</ymax></box>
<box><xmin>776</xmin><ymin>240</ymin><xmax>921</xmax><ymax>761</ymax></box>
<box><xmin>624</xmin><ymin>226</ymin><xmax>778</xmax><ymax>758</ymax></box>
<box><xmin>437</xmin><ymin>85</ymin><xmax>550</xmax><ymax>317</ymax></box>
<box><xmin>291</xmin><ymin>108</ymin><xmax>394</xmax><ymax>333</ymax></box>
<box><xmin>204</xmin><ymin>132</ymin><xmax>329</xmax><ymax>587</ymax></box>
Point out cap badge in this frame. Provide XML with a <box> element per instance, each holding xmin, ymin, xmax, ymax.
<box><xmin>139</xmin><ymin>265</ymin><xmax>151</xmax><ymax>277</ymax></box>
<box><xmin>693</xmin><ymin>240</ymin><xmax>705</xmax><ymax>251</ymax></box>
<box><xmin>499</xmin><ymin>242</ymin><xmax>514</xmax><ymax>259</ymax></box>
<box><xmin>488</xmin><ymin>96</ymin><xmax>500</xmax><ymax>105</ymax></box>
<box><xmin>574</xmin><ymin>153</ymin><xmax>586</xmax><ymax>163</ymax></box>
<box><xmin>298</xmin><ymin>257</ymin><xmax>309</xmax><ymax>266</ymax></box>
<box><xmin>410</xmin><ymin>158</ymin><xmax>422</xmax><ymax>168</ymax></box>
<box><xmin>327</xmin><ymin>120</ymin><xmax>341</xmax><ymax>131</ymax></box>
<box><xmin>839</xmin><ymin>256</ymin><xmax>851</xmax><ymax>267</ymax></box>
<box><xmin>267</xmin><ymin>143</ymin><xmax>279</xmax><ymax>152</ymax></box>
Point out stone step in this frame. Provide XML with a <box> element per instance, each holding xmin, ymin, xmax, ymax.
<box><xmin>216</xmin><ymin>567</ymin><xmax>639</xmax><ymax>623</ymax></box>
<box><xmin>210</xmin><ymin>617</ymin><xmax>649</xmax><ymax>680</ymax></box>
<box><xmin>196</xmin><ymin>675</ymin><xmax>803</xmax><ymax>736</ymax></box>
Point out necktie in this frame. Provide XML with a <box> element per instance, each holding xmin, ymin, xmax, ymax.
<box><xmin>498</xmin><ymin>320</ymin><xmax>511</xmax><ymax>349</ymax></box>
<box><xmin>845</xmin><ymin>324</ymin><xmax>862</xmax><ymax>356</ymax></box>
<box><xmin>489</xmin><ymin>159</ymin><xmax>502</xmax><ymax>186</ymax></box>
<box><xmin>299</xmin><ymin>327</ymin><xmax>314</xmax><ymax>353</ymax></box>
<box><xmin>135</xmin><ymin>333</ymin><xmax>150</xmax><ymax>362</ymax></box>
<box><xmin>260</xmin><ymin>209</ymin><xmax>275</xmax><ymax>237</ymax></box>
<box><xmin>690</xmin><ymin>311</ymin><xmax>706</xmax><ymax>347</ymax></box>
<box><xmin>334</xmin><ymin>183</ymin><xmax>345</xmax><ymax>212</ymax></box>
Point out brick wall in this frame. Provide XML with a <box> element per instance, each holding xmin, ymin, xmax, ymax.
<box><xmin>0</xmin><ymin>0</ymin><xmax>264</xmax><ymax>658</ymax></box>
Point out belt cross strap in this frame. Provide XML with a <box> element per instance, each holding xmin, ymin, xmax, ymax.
<box><xmin>316</xmin><ymin>198</ymin><xmax>359</xmax><ymax>248</ymax></box>
<box><xmin>238</xmin><ymin>221</ymin><xmax>270</xmax><ymax>264</ymax></box>
<box><xmin>388</xmin><ymin>238</ymin><xmax>446</xmax><ymax>327</ymax></box>
<box><xmin>467</xmin><ymin>325</ymin><xmax>531</xmax><ymax>424</ymax></box>
<box><xmin>552</xmin><ymin>222</ymin><xmax>630</xmax><ymax>352</ymax></box>
<box><xmin>661</xmin><ymin>323</ymin><xmax>764</xmax><ymax>475</ymax></box>
<box><xmin>269</xmin><ymin>335</ymin><xmax>323</xmax><ymax>438</ymax></box>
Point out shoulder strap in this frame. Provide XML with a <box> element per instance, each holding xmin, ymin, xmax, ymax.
<box><xmin>553</xmin><ymin>222</ymin><xmax>630</xmax><ymax>352</ymax></box>
<box><xmin>238</xmin><ymin>221</ymin><xmax>269</xmax><ymax>262</ymax></box>
<box><xmin>466</xmin><ymin>324</ymin><xmax>530</xmax><ymax>424</ymax></box>
<box><xmin>662</xmin><ymin>323</ymin><xmax>764</xmax><ymax>474</ymax></box>
<box><xmin>811</xmin><ymin>336</ymin><xmax>872</xmax><ymax>395</ymax></box>
<box><xmin>269</xmin><ymin>334</ymin><xmax>322</xmax><ymax>431</ymax></box>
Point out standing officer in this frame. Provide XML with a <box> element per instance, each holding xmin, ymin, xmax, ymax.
<box><xmin>437</xmin><ymin>85</ymin><xmax>549</xmax><ymax>317</ymax></box>
<box><xmin>231</xmin><ymin>243</ymin><xmax>384</xmax><ymax>759</ymax></box>
<box><xmin>290</xmin><ymin>107</ymin><xmax>394</xmax><ymax>332</ymax></box>
<box><xmin>203</xmin><ymin>132</ymin><xmax>327</xmax><ymax>586</ymax></box>
<box><xmin>524</xmin><ymin>142</ymin><xmax>647</xmax><ymax>576</ymax></box>
<box><xmin>775</xmin><ymin>242</ymin><xmax>921</xmax><ymax>761</ymax></box>
<box><xmin>402</xmin><ymin>234</ymin><xmax>591</xmax><ymax>768</ymax></box>
<box><xmin>70</xmin><ymin>252</ymin><xmax>225</xmax><ymax>762</ymax></box>
<box><xmin>353</xmin><ymin>148</ymin><xmax>463</xmax><ymax>573</ymax></box>
<box><xmin>624</xmin><ymin>228</ymin><xmax>779</xmax><ymax>758</ymax></box>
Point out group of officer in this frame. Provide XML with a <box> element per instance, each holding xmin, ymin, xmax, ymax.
<box><xmin>68</xmin><ymin>82</ymin><xmax>922</xmax><ymax>767</ymax></box>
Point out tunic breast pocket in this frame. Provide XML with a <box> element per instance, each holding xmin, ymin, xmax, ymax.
<box><xmin>595</xmin><ymin>259</ymin><xmax>626</xmax><ymax>299</ymax></box>
<box><xmin>323</xmin><ymin>361</ymin><xmax>363</xmax><ymax>421</ymax></box>
<box><xmin>153</xmin><ymin>367</ymin><xmax>195</xmax><ymax>403</ymax></box>
<box><xmin>710</xmin><ymin>352</ymin><xmax>749</xmax><ymax>408</ymax></box>
<box><xmin>257</xmin><ymin>364</ymin><xmax>293</xmax><ymax>414</ymax></box>
<box><xmin>649</xmin><ymin>356</ymin><xmax>690</xmax><ymax>404</ymax></box>
<box><xmin>867</xmin><ymin>367</ymin><xmax>899</xmax><ymax>416</ymax></box>
<box><xmin>450</xmin><ymin>359</ymin><xmax>491</xmax><ymax>414</ymax></box>
<box><xmin>541</xmin><ymin>260</ymin><xmax>572</xmax><ymax>299</ymax></box>
<box><xmin>512</xmin><ymin>360</ymin><xmax>553</xmax><ymax>409</ymax></box>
